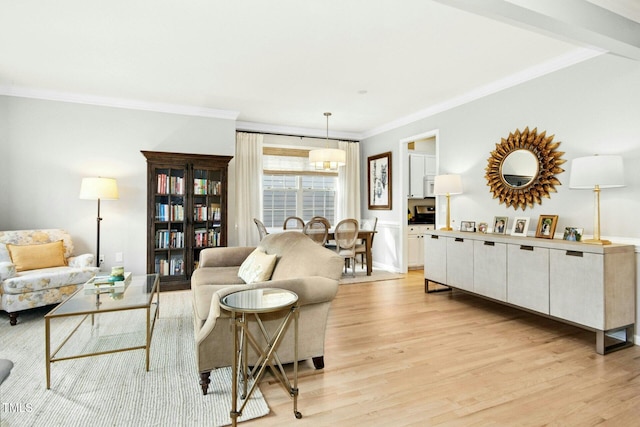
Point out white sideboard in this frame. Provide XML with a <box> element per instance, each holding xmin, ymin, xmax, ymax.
<box><xmin>424</xmin><ymin>230</ymin><xmax>636</xmax><ymax>354</ymax></box>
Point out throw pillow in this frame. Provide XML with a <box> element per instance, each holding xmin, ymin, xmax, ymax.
<box><xmin>6</xmin><ymin>240</ymin><xmax>67</xmax><ymax>272</ymax></box>
<box><xmin>238</xmin><ymin>248</ymin><xmax>277</xmax><ymax>284</ymax></box>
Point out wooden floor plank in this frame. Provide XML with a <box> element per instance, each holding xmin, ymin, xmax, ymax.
<box><xmin>247</xmin><ymin>270</ymin><xmax>640</xmax><ymax>426</ymax></box>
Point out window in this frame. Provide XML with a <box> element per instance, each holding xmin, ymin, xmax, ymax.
<box><xmin>262</xmin><ymin>148</ymin><xmax>338</xmax><ymax>228</ymax></box>
<box><xmin>263</xmin><ymin>174</ymin><xmax>336</xmax><ymax>228</ymax></box>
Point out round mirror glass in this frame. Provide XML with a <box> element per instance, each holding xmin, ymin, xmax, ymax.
<box><xmin>501</xmin><ymin>149</ymin><xmax>538</xmax><ymax>188</ymax></box>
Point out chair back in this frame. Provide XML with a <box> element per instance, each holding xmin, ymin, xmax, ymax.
<box><xmin>360</xmin><ymin>217</ymin><xmax>378</xmax><ymax>245</ymax></box>
<box><xmin>303</xmin><ymin>219</ymin><xmax>329</xmax><ymax>245</ymax></box>
<box><xmin>283</xmin><ymin>216</ymin><xmax>305</xmax><ymax>230</ymax></box>
<box><xmin>334</xmin><ymin>218</ymin><xmax>359</xmax><ymax>254</ymax></box>
<box><xmin>253</xmin><ymin>218</ymin><xmax>269</xmax><ymax>241</ymax></box>
<box><xmin>310</xmin><ymin>216</ymin><xmax>331</xmax><ymax>230</ymax></box>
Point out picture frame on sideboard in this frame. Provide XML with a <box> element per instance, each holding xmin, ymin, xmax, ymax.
<box><xmin>535</xmin><ymin>215</ymin><xmax>558</xmax><ymax>239</ymax></box>
<box><xmin>493</xmin><ymin>216</ymin><xmax>508</xmax><ymax>234</ymax></box>
<box><xmin>511</xmin><ymin>217</ymin><xmax>530</xmax><ymax>237</ymax></box>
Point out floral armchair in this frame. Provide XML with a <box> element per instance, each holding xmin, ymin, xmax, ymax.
<box><xmin>0</xmin><ymin>229</ymin><xmax>98</xmax><ymax>325</ymax></box>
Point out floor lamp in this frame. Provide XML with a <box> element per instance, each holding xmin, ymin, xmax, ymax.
<box><xmin>433</xmin><ymin>174</ymin><xmax>463</xmax><ymax>231</ymax></box>
<box><xmin>79</xmin><ymin>177</ymin><xmax>119</xmax><ymax>267</ymax></box>
<box><xmin>569</xmin><ymin>155</ymin><xmax>624</xmax><ymax>245</ymax></box>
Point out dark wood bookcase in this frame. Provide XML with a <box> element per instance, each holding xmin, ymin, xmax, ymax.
<box><xmin>142</xmin><ymin>151</ymin><xmax>232</xmax><ymax>291</ymax></box>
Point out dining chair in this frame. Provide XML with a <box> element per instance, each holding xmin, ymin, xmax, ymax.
<box><xmin>302</xmin><ymin>219</ymin><xmax>329</xmax><ymax>245</ymax></box>
<box><xmin>253</xmin><ymin>218</ymin><xmax>269</xmax><ymax>241</ymax></box>
<box><xmin>283</xmin><ymin>216</ymin><xmax>305</xmax><ymax>230</ymax></box>
<box><xmin>355</xmin><ymin>217</ymin><xmax>378</xmax><ymax>269</ymax></box>
<box><xmin>334</xmin><ymin>218</ymin><xmax>359</xmax><ymax>276</ymax></box>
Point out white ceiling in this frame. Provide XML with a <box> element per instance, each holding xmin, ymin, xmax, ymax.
<box><xmin>1</xmin><ymin>0</ymin><xmax>638</xmax><ymax>140</ymax></box>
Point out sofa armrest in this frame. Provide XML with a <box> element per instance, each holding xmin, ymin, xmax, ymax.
<box><xmin>67</xmin><ymin>254</ymin><xmax>95</xmax><ymax>268</ymax></box>
<box><xmin>0</xmin><ymin>262</ymin><xmax>16</xmax><ymax>281</ymax></box>
<box><xmin>198</xmin><ymin>246</ymin><xmax>256</xmax><ymax>268</ymax></box>
<box><xmin>254</xmin><ymin>277</ymin><xmax>339</xmax><ymax>306</ymax></box>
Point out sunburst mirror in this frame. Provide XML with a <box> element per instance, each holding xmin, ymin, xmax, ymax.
<box><xmin>485</xmin><ymin>127</ymin><xmax>565</xmax><ymax>210</ymax></box>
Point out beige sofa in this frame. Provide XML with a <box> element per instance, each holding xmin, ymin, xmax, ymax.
<box><xmin>191</xmin><ymin>231</ymin><xmax>344</xmax><ymax>395</ymax></box>
<box><xmin>0</xmin><ymin>229</ymin><xmax>98</xmax><ymax>325</ymax></box>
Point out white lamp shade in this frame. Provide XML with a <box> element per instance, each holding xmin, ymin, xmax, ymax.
<box><xmin>569</xmin><ymin>155</ymin><xmax>625</xmax><ymax>189</ymax></box>
<box><xmin>79</xmin><ymin>177</ymin><xmax>119</xmax><ymax>200</ymax></box>
<box><xmin>433</xmin><ymin>174</ymin><xmax>463</xmax><ymax>195</ymax></box>
<box><xmin>309</xmin><ymin>148</ymin><xmax>346</xmax><ymax>170</ymax></box>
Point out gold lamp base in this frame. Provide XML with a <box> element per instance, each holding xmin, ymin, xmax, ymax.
<box><xmin>440</xmin><ymin>227</ymin><xmax>453</xmax><ymax>231</ymax></box>
<box><xmin>582</xmin><ymin>238</ymin><xmax>611</xmax><ymax>245</ymax></box>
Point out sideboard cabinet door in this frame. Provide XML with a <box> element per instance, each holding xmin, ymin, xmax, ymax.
<box><xmin>446</xmin><ymin>237</ymin><xmax>474</xmax><ymax>292</ymax></box>
<box><xmin>549</xmin><ymin>249</ymin><xmax>635</xmax><ymax>331</ymax></box>
<box><xmin>424</xmin><ymin>234</ymin><xmax>447</xmax><ymax>284</ymax></box>
<box><xmin>507</xmin><ymin>244</ymin><xmax>549</xmax><ymax>314</ymax></box>
<box><xmin>473</xmin><ymin>240</ymin><xmax>507</xmax><ymax>301</ymax></box>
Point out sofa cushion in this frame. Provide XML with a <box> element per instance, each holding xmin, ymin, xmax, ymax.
<box><xmin>7</xmin><ymin>240</ymin><xmax>67</xmax><ymax>272</ymax></box>
<box><xmin>1</xmin><ymin>266</ymin><xmax>96</xmax><ymax>295</ymax></box>
<box><xmin>259</xmin><ymin>232</ymin><xmax>343</xmax><ymax>281</ymax></box>
<box><xmin>238</xmin><ymin>248</ymin><xmax>277</xmax><ymax>284</ymax></box>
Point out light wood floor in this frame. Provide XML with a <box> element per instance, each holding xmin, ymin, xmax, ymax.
<box><xmin>252</xmin><ymin>270</ymin><xmax>640</xmax><ymax>426</ymax></box>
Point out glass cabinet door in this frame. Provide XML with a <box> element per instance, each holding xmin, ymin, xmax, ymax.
<box><xmin>154</xmin><ymin>167</ymin><xmax>186</xmax><ymax>278</ymax></box>
<box><xmin>192</xmin><ymin>168</ymin><xmax>224</xmax><ymax>269</ymax></box>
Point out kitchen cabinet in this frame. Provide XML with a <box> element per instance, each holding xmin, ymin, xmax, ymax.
<box><xmin>408</xmin><ymin>153</ymin><xmax>436</xmax><ymax>198</ymax></box>
<box><xmin>407</xmin><ymin>225</ymin><xmax>433</xmax><ymax>268</ymax></box>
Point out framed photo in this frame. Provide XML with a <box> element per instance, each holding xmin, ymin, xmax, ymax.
<box><xmin>511</xmin><ymin>217</ymin><xmax>530</xmax><ymax>236</ymax></box>
<box><xmin>535</xmin><ymin>215</ymin><xmax>558</xmax><ymax>239</ymax></box>
<box><xmin>460</xmin><ymin>221</ymin><xmax>476</xmax><ymax>232</ymax></box>
<box><xmin>478</xmin><ymin>222</ymin><xmax>488</xmax><ymax>233</ymax></box>
<box><xmin>368</xmin><ymin>151</ymin><xmax>392</xmax><ymax>210</ymax></box>
<box><xmin>563</xmin><ymin>227</ymin><xmax>583</xmax><ymax>242</ymax></box>
<box><xmin>492</xmin><ymin>216</ymin><xmax>508</xmax><ymax>234</ymax></box>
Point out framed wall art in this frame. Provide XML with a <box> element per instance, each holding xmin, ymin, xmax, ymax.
<box><xmin>368</xmin><ymin>151</ymin><xmax>392</xmax><ymax>210</ymax></box>
<box><xmin>535</xmin><ymin>215</ymin><xmax>558</xmax><ymax>239</ymax></box>
<box><xmin>511</xmin><ymin>217</ymin><xmax>530</xmax><ymax>236</ymax></box>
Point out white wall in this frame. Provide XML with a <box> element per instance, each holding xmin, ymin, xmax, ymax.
<box><xmin>0</xmin><ymin>96</ymin><xmax>8</xmax><ymax>222</ymax></box>
<box><xmin>1</xmin><ymin>96</ymin><xmax>236</xmax><ymax>274</ymax></box>
<box><xmin>361</xmin><ymin>52</ymin><xmax>640</xmax><ymax>345</ymax></box>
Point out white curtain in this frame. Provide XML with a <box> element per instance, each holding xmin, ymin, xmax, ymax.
<box><xmin>235</xmin><ymin>132</ymin><xmax>263</xmax><ymax>246</ymax></box>
<box><xmin>337</xmin><ymin>141</ymin><xmax>360</xmax><ymax>221</ymax></box>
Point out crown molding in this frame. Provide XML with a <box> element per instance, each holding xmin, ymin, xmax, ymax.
<box><xmin>236</xmin><ymin>120</ymin><xmax>362</xmax><ymax>141</ymax></box>
<box><xmin>0</xmin><ymin>85</ymin><xmax>240</xmax><ymax>120</ymax></box>
<box><xmin>361</xmin><ymin>47</ymin><xmax>604</xmax><ymax>140</ymax></box>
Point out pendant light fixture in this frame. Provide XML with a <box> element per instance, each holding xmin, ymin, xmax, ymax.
<box><xmin>309</xmin><ymin>112</ymin><xmax>346</xmax><ymax>170</ymax></box>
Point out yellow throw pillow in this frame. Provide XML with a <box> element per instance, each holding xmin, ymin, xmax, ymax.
<box><xmin>7</xmin><ymin>240</ymin><xmax>67</xmax><ymax>272</ymax></box>
<box><xmin>238</xmin><ymin>248</ymin><xmax>277</xmax><ymax>284</ymax></box>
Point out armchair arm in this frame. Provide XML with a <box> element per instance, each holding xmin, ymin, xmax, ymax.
<box><xmin>198</xmin><ymin>246</ymin><xmax>256</xmax><ymax>268</ymax></box>
<box><xmin>0</xmin><ymin>262</ymin><xmax>16</xmax><ymax>281</ymax></box>
<box><xmin>67</xmin><ymin>253</ymin><xmax>95</xmax><ymax>268</ymax></box>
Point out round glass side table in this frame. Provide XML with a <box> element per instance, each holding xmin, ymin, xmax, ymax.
<box><xmin>220</xmin><ymin>287</ymin><xmax>302</xmax><ymax>426</ymax></box>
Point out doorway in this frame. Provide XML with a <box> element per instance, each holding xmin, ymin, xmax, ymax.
<box><xmin>398</xmin><ymin>129</ymin><xmax>439</xmax><ymax>273</ymax></box>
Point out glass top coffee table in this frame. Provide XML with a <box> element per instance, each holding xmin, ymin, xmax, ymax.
<box><xmin>220</xmin><ymin>288</ymin><xmax>301</xmax><ymax>426</ymax></box>
<box><xmin>44</xmin><ymin>274</ymin><xmax>159</xmax><ymax>389</ymax></box>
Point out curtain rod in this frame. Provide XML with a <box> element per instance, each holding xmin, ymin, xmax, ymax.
<box><xmin>236</xmin><ymin>129</ymin><xmax>359</xmax><ymax>143</ymax></box>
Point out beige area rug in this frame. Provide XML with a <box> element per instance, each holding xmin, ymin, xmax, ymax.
<box><xmin>339</xmin><ymin>268</ymin><xmax>406</xmax><ymax>285</ymax></box>
<box><xmin>0</xmin><ymin>291</ymin><xmax>269</xmax><ymax>427</ymax></box>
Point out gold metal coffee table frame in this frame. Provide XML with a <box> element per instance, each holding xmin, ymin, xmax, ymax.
<box><xmin>220</xmin><ymin>288</ymin><xmax>301</xmax><ymax>426</ymax></box>
<box><xmin>45</xmin><ymin>274</ymin><xmax>159</xmax><ymax>389</ymax></box>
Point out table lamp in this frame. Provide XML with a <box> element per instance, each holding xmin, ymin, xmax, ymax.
<box><xmin>80</xmin><ymin>177</ymin><xmax>119</xmax><ymax>267</ymax></box>
<box><xmin>569</xmin><ymin>155</ymin><xmax>624</xmax><ymax>245</ymax></box>
<box><xmin>434</xmin><ymin>174</ymin><xmax>463</xmax><ymax>231</ymax></box>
